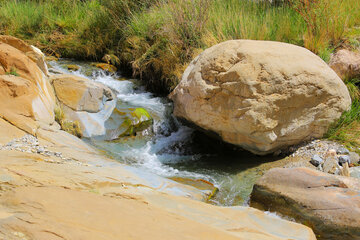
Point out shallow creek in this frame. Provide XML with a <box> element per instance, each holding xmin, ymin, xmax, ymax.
<box><xmin>50</xmin><ymin>59</ymin><xmax>283</xmax><ymax>206</ymax></box>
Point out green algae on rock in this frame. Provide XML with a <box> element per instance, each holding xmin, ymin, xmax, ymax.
<box><xmin>105</xmin><ymin>107</ymin><xmax>153</xmax><ymax>139</ymax></box>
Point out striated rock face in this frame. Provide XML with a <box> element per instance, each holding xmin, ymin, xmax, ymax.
<box><xmin>170</xmin><ymin>40</ymin><xmax>351</xmax><ymax>155</ymax></box>
<box><xmin>51</xmin><ymin>74</ymin><xmax>116</xmax><ymax>137</ymax></box>
<box><xmin>0</xmin><ymin>119</ymin><xmax>316</xmax><ymax>240</ymax></box>
<box><xmin>0</xmin><ymin>35</ymin><xmax>55</xmax><ymax>134</ymax></box>
<box><xmin>0</xmin><ymin>35</ymin><xmax>49</xmax><ymax>76</ymax></box>
<box><xmin>250</xmin><ymin>167</ymin><xmax>360</xmax><ymax>240</ymax></box>
<box><xmin>329</xmin><ymin>49</ymin><xmax>360</xmax><ymax>80</ymax></box>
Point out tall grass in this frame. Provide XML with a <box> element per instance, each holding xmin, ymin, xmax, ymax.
<box><xmin>0</xmin><ymin>0</ymin><xmax>116</xmax><ymax>59</ymax></box>
<box><xmin>0</xmin><ymin>0</ymin><xmax>359</xmax><ymax>90</ymax></box>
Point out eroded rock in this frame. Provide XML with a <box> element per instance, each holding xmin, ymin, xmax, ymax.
<box><xmin>170</xmin><ymin>40</ymin><xmax>351</xmax><ymax>155</ymax></box>
<box><xmin>51</xmin><ymin>74</ymin><xmax>116</xmax><ymax>137</ymax></box>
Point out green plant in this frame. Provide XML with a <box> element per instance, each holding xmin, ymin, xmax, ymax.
<box><xmin>5</xmin><ymin>67</ymin><xmax>19</xmax><ymax>76</ymax></box>
<box><xmin>325</xmin><ymin>100</ymin><xmax>360</xmax><ymax>153</ymax></box>
<box><xmin>54</xmin><ymin>106</ymin><xmax>82</xmax><ymax>138</ymax></box>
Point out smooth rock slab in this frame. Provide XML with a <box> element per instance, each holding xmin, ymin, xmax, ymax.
<box><xmin>250</xmin><ymin>167</ymin><xmax>360</xmax><ymax>240</ymax></box>
<box><xmin>170</xmin><ymin>40</ymin><xmax>351</xmax><ymax>155</ymax></box>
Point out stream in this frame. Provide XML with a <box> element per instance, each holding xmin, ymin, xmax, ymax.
<box><xmin>49</xmin><ymin>59</ymin><xmax>282</xmax><ymax>206</ymax></box>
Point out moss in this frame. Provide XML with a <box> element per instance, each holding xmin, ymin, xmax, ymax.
<box><xmin>54</xmin><ymin>106</ymin><xmax>82</xmax><ymax>138</ymax></box>
<box><xmin>5</xmin><ymin>67</ymin><xmax>19</xmax><ymax>76</ymax></box>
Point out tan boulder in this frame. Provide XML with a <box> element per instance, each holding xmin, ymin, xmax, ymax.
<box><xmin>52</xmin><ymin>74</ymin><xmax>114</xmax><ymax>113</ymax></box>
<box><xmin>51</xmin><ymin>74</ymin><xmax>116</xmax><ymax>137</ymax></box>
<box><xmin>170</xmin><ymin>40</ymin><xmax>351</xmax><ymax>155</ymax></box>
<box><xmin>329</xmin><ymin>49</ymin><xmax>360</xmax><ymax>79</ymax></box>
<box><xmin>250</xmin><ymin>167</ymin><xmax>360</xmax><ymax>240</ymax></box>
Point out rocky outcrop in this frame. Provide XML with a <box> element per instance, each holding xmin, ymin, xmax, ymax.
<box><xmin>51</xmin><ymin>74</ymin><xmax>116</xmax><ymax>137</ymax></box>
<box><xmin>250</xmin><ymin>167</ymin><xmax>360</xmax><ymax>240</ymax></box>
<box><xmin>170</xmin><ymin>40</ymin><xmax>351</xmax><ymax>155</ymax></box>
<box><xmin>0</xmin><ymin>35</ymin><xmax>49</xmax><ymax>76</ymax></box>
<box><xmin>329</xmin><ymin>49</ymin><xmax>360</xmax><ymax>80</ymax></box>
<box><xmin>0</xmin><ymin>119</ymin><xmax>316</xmax><ymax>240</ymax></box>
<box><xmin>0</xmin><ymin>35</ymin><xmax>55</xmax><ymax>134</ymax></box>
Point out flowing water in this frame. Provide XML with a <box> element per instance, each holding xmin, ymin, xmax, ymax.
<box><xmin>50</xmin><ymin>60</ymin><xmax>282</xmax><ymax>206</ymax></box>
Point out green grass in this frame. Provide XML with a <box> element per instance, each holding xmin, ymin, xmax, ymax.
<box><xmin>0</xmin><ymin>0</ymin><xmax>360</xmax><ymax>146</ymax></box>
<box><xmin>326</xmin><ymin>78</ymin><xmax>360</xmax><ymax>153</ymax></box>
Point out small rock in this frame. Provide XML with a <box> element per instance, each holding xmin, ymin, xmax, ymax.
<box><xmin>323</xmin><ymin>157</ymin><xmax>340</xmax><ymax>174</ymax></box>
<box><xmin>325</xmin><ymin>149</ymin><xmax>337</xmax><ymax>158</ymax></box>
<box><xmin>67</xmin><ymin>65</ymin><xmax>80</xmax><ymax>71</ymax></box>
<box><xmin>350</xmin><ymin>167</ymin><xmax>360</xmax><ymax>179</ymax></box>
<box><xmin>349</xmin><ymin>152</ymin><xmax>360</xmax><ymax>164</ymax></box>
<box><xmin>337</xmin><ymin>147</ymin><xmax>350</xmax><ymax>155</ymax></box>
<box><xmin>310</xmin><ymin>155</ymin><xmax>324</xmax><ymax>167</ymax></box>
<box><xmin>338</xmin><ymin>155</ymin><xmax>351</xmax><ymax>166</ymax></box>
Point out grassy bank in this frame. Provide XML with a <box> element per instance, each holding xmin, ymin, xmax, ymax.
<box><xmin>0</xmin><ymin>0</ymin><xmax>359</xmax><ymax>149</ymax></box>
<box><xmin>1</xmin><ymin>0</ymin><xmax>359</xmax><ymax>91</ymax></box>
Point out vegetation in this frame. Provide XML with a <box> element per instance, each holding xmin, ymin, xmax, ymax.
<box><xmin>1</xmin><ymin>0</ymin><xmax>359</xmax><ymax>91</ymax></box>
<box><xmin>0</xmin><ymin>0</ymin><xmax>359</xmax><ymax>147</ymax></box>
<box><xmin>5</xmin><ymin>67</ymin><xmax>19</xmax><ymax>76</ymax></box>
<box><xmin>326</xmin><ymin>79</ymin><xmax>360</xmax><ymax>153</ymax></box>
<box><xmin>54</xmin><ymin>106</ymin><xmax>82</xmax><ymax>138</ymax></box>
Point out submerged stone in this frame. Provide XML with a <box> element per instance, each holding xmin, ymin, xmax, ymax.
<box><xmin>94</xmin><ymin>63</ymin><xmax>117</xmax><ymax>73</ymax></box>
<box><xmin>67</xmin><ymin>64</ymin><xmax>80</xmax><ymax>71</ymax></box>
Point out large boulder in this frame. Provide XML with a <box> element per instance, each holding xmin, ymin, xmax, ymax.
<box><xmin>170</xmin><ymin>40</ymin><xmax>351</xmax><ymax>155</ymax></box>
<box><xmin>51</xmin><ymin>74</ymin><xmax>116</xmax><ymax>137</ymax></box>
<box><xmin>329</xmin><ymin>49</ymin><xmax>360</xmax><ymax>80</ymax></box>
<box><xmin>250</xmin><ymin>167</ymin><xmax>360</xmax><ymax>240</ymax></box>
<box><xmin>0</xmin><ymin>36</ymin><xmax>55</xmax><ymax>134</ymax></box>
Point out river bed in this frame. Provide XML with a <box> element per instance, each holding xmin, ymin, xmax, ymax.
<box><xmin>49</xmin><ymin>59</ymin><xmax>282</xmax><ymax>206</ymax></box>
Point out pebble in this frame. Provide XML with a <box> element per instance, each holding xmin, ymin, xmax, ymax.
<box><xmin>310</xmin><ymin>155</ymin><xmax>324</xmax><ymax>167</ymax></box>
<box><xmin>0</xmin><ymin>134</ymin><xmax>67</xmax><ymax>162</ymax></box>
<box><xmin>338</xmin><ymin>155</ymin><xmax>351</xmax><ymax>166</ymax></box>
<box><xmin>337</xmin><ymin>147</ymin><xmax>350</xmax><ymax>155</ymax></box>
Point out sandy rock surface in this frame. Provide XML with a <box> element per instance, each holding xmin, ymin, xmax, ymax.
<box><xmin>0</xmin><ymin>119</ymin><xmax>316</xmax><ymax>240</ymax></box>
<box><xmin>170</xmin><ymin>40</ymin><xmax>351</xmax><ymax>155</ymax></box>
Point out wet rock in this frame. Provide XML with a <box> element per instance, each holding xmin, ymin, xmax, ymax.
<box><xmin>105</xmin><ymin>107</ymin><xmax>153</xmax><ymax>139</ymax></box>
<box><xmin>51</xmin><ymin>74</ymin><xmax>117</xmax><ymax>137</ymax></box>
<box><xmin>67</xmin><ymin>64</ymin><xmax>80</xmax><ymax>71</ymax></box>
<box><xmin>310</xmin><ymin>155</ymin><xmax>323</xmax><ymax>167</ymax></box>
<box><xmin>93</xmin><ymin>63</ymin><xmax>117</xmax><ymax>73</ymax></box>
<box><xmin>250</xmin><ymin>167</ymin><xmax>360</xmax><ymax>240</ymax></box>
